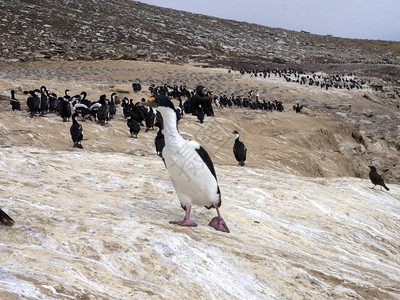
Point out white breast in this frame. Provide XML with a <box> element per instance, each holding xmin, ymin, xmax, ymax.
<box><xmin>163</xmin><ymin>139</ymin><xmax>219</xmax><ymax>208</ymax></box>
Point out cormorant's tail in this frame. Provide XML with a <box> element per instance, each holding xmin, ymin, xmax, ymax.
<box><xmin>383</xmin><ymin>184</ymin><xmax>390</xmax><ymax>191</ymax></box>
<box><xmin>239</xmin><ymin>161</ymin><xmax>245</xmax><ymax>166</ymax></box>
<box><xmin>0</xmin><ymin>209</ymin><xmax>14</xmax><ymax>226</ymax></box>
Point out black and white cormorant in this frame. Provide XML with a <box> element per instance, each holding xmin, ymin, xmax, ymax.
<box><xmin>10</xmin><ymin>90</ymin><xmax>21</xmax><ymax>111</ymax></box>
<box><xmin>0</xmin><ymin>208</ymin><xmax>14</xmax><ymax>226</ymax></box>
<box><xmin>141</xmin><ymin>95</ymin><xmax>229</xmax><ymax>232</ymax></box>
<box><xmin>39</xmin><ymin>86</ymin><xmax>49</xmax><ymax>115</ymax></box>
<box><xmin>127</xmin><ymin>116</ymin><xmax>141</xmax><ymax>138</ymax></box>
<box><xmin>48</xmin><ymin>91</ymin><xmax>58</xmax><ymax>113</ymax></box>
<box><xmin>293</xmin><ymin>103</ymin><xmax>304</xmax><ymax>113</ymax></box>
<box><xmin>145</xmin><ymin>106</ymin><xmax>157</xmax><ymax>132</ymax></box>
<box><xmin>196</xmin><ymin>105</ymin><xmax>204</xmax><ymax>124</ymax></box>
<box><xmin>96</xmin><ymin>94</ymin><xmax>109</xmax><ymax>125</ymax></box>
<box><xmin>132</xmin><ymin>82</ymin><xmax>142</xmax><ymax>92</ymax></box>
<box><xmin>109</xmin><ymin>93</ymin><xmax>117</xmax><ymax>119</ymax></box>
<box><xmin>26</xmin><ymin>89</ymin><xmax>41</xmax><ymax>117</ymax></box>
<box><xmin>233</xmin><ymin>130</ymin><xmax>247</xmax><ymax>166</ymax></box>
<box><xmin>59</xmin><ymin>96</ymin><xmax>72</xmax><ymax>122</ymax></box>
<box><xmin>73</xmin><ymin>92</ymin><xmax>91</xmax><ymax>119</ymax></box>
<box><xmin>154</xmin><ymin>126</ymin><xmax>165</xmax><ymax>158</ymax></box>
<box><xmin>70</xmin><ymin>113</ymin><xmax>83</xmax><ymax>148</ymax></box>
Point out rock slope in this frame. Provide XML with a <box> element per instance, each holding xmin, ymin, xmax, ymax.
<box><xmin>1</xmin><ymin>0</ymin><xmax>399</xmax><ymax>83</ymax></box>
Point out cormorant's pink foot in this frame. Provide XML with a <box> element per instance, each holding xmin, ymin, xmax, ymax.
<box><xmin>209</xmin><ymin>217</ymin><xmax>230</xmax><ymax>233</ymax></box>
<box><xmin>169</xmin><ymin>219</ymin><xmax>197</xmax><ymax>227</ymax></box>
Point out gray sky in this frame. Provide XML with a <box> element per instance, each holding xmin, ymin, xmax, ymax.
<box><xmin>137</xmin><ymin>0</ymin><xmax>400</xmax><ymax>41</ymax></box>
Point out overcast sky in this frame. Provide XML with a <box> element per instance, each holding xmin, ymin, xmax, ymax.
<box><xmin>137</xmin><ymin>0</ymin><xmax>400</xmax><ymax>41</ymax></box>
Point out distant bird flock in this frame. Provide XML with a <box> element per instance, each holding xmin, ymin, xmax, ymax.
<box><xmin>236</xmin><ymin>67</ymin><xmax>366</xmax><ymax>91</ymax></box>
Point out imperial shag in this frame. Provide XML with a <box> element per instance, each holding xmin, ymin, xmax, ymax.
<box><xmin>233</xmin><ymin>130</ymin><xmax>247</xmax><ymax>166</ymax></box>
<box><xmin>10</xmin><ymin>90</ymin><xmax>21</xmax><ymax>111</ymax></box>
<box><xmin>127</xmin><ymin>116</ymin><xmax>141</xmax><ymax>138</ymax></box>
<box><xmin>70</xmin><ymin>113</ymin><xmax>83</xmax><ymax>148</ymax></box>
<box><xmin>293</xmin><ymin>103</ymin><xmax>304</xmax><ymax>113</ymax></box>
<box><xmin>141</xmin><ymin>95</ymin><xmax>229</xmax><ymax>233</ymax></box>
<box><xmin>154</xmin><ymin>126</ymin><xmax>165</xmax><ymax>157</ymax></box>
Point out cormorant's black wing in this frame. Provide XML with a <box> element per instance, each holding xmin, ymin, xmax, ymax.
<box><xmin>0</xmin><ymin>208</ymin><xmax>14</xmax><ymax>226</ymax></box>
<box><xmin>195</xmin><ymin>145</ymin><xmax>217</xmax><ymax>180</ymax></box>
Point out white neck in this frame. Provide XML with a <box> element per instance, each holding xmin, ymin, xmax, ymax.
<box><xmin>157</xmin><ymin>107</ymin><xmax>182</xmax><ymax>144</ymax></box>
<box><xmin>235</xmin><ymin>133</ymin><xmax>240</xmax><ymax>140</ymax></box>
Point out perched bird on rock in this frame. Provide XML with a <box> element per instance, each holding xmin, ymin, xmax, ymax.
<box><xmin>293</xmin><ymin>103</ymin><xmax>304</xmax><ymax>113</ymax></box>
<box><xmin>196</xmin><ymin>105</ymin><xmax>204</xmax><ymax>124</ymax></box>
<box><xmin>141</xmin><ymin>95</ymin><xmax>229</xmax><ymax>233</ymax></box>
<box><xmin>233</xmin><ymin>130</ymin><xmax>247</xmax><ymax>166</ymax></box>
<box><xmin>369</xmin><ymin>166</ymin><xmax>389</xmax><ymax>191</ymax></box>
<box><xmin>10</xmin><ymin>90</ymin><xmax>21</xmax><ymax>111</ymax></box>
<box><xmin>70</xmin><ymin>113</ymin><xmax>83</xmax><ymax>148</ymax></box>
<box><xmin>154</xmin><ymin>126</ymin><xmax>165</xmax><ymax>158</ymax></box>
<box><xmin>127</xmin><ymin>116</ymin><xmax>141</xmax><ymax>138</ymax></box>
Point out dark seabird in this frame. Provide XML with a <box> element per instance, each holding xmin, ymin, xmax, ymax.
<box><xmin>59</xmin><ymin>97</ymin><xmax>72</xmax><ymax>122</ymax></box>
<box><xmin>145</xmin><ymin>107</ymin><xmax>157</xmax><ymax>132</ymax></box>
<box><xmin>127</xmin><ymin>116</ymin><xmax>141</xmax><ymax>138</ymax></box>
<box><xmin>39</xmin><ymin>86</ymin><xmax>49</xmax><ymax>115</ymax></box>
<box><xmin>369</xmin><ymin>166</ymin><xmax>389</xmax><ymax>191</ymax></box>
<box><xmin>109</xmin><ymin>93</ymin><xmax>117</xmax><ymax>119</ymax></box>
<box><xmin>48</xmin><ymin>92</ymin><xmax>58</xmax><ymax>113</ymax></box>
<box><xmin>132</xmin><ymin>83</ymin><xmax>142</xmax><ymax>92</ymax></box>
<box><xmin>10</xmin><ymin>90</ymin><xmax>21</xmax><ymax>111</ymax></box>
<box><xmin>154</xmin><ymin>126</ymin><xmax>165</xmax><ymax>157</ymax></box>
<box><xmin>196</xmin><ymin>105</ymin><xmax>205</xmax><ymax>124</ymax></box>
<box><xmin>26</xmin><ymin>89</ymin><xmax>41</xmax><ymax>117</ymax></box>
<box><xmin>293</xmin><ymin>103</ymin><xmax>304</xmax><ymax>113</ymax></box>
<box><xmin>141</xmin><ymin>95</ymin><xmax>229</xmax><ymax>233</ymax></box>
<box><xmin>233</xmin><ymin>130</ymin><xmax>247</xmax><ymax>166</ymax></box>
<box><xmin>70</xmin><ymin>113</ymin><xmax>83</xmax><ymax>148</ymax></box>
<box><xmin>96</xmin><ymin>94</ymin><xmax>109</xmax><ymax>125</ymax></box>
<box><xmin>0</xmin><ymin>208</ymin><xmax>14</xmax><ymax>226</ymax></box>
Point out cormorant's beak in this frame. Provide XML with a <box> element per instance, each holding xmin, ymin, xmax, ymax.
<box><xmin>140</xmin><ymin>97</ymin><xmax>159</xmax><ymax>107</ymax></box>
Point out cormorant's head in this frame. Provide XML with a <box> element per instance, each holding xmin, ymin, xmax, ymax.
<box><xmin>233</xmin><ymin>130</ymin><xmax>239</xmax><ymax>135</ymax></box>
<box><xmin>141</xmin><ymin>95</ymin><xmax>175</xmax><ymax>110</ymax></box>
<box><xmin>368</xmin><ymin>166</ymin><xmax>376</xmax><ymax>171</ymax></box>
<box><xmin>99</xmin><ymin>94</ymin><xmax>107</xmax><ymax>104</ymax></box>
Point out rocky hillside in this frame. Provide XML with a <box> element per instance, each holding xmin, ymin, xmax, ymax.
<box><xmin>1</xmin><ymin>0</ymin><xmax>400</xmax><ymax>83</ymax></box>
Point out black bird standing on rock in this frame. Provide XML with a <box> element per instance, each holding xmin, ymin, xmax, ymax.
<box><xmin>233</xmin><ymin>130</ymin><xmax>247</xmax><ymax>166</ymax></box>
<box><xmin>154</xmin><ymin>126</ymin><xmax>165</xmax><ymax>158</ymax></box>
<box><xmin>196</xmin><ymin>105</ymin><xmax>205</xmax><ymax>124</ymax></box>
<box><xmin>70</xmin><ymin>113</ymin><xmax>83</xmax><ymax>148</ymax></box>
<box><xmin>369</xmin><ymin>166</ymin><xmax>389</xmax><ymax>191</ymax></box>
<box><xmin>0</xmin><ymin>208</ymin><xmax>14</xmax><ymax>226</ymax></box>
<box><xmin>59</xmin><ymin>96</ymin><xmax>72</xmax><ymax>122</ymax></box>
<box><xmin>127</xmin><ymin>115</ymin><xmax>141</xmax><ymax>138</ymax></box>
<box><xmin>140</xmin><ymin>95</ymin><xmax>229</xmax><ymax>233</ymax></box>
<box><xmin>10</xmin><ymin>90</ymin><xmax>21</xmax><ymax>111</ymax></box>
<box><xmin>96</xmin><ymin>94</ymin><xmax>109</xmax><ymax>125</ymax></box>
<box><xmin>293</xmin><ymin>103</ymin><xmax>304</xmax><ymax>113</ymax></box>
<box><xmin>26</xmin><ymin>89</ymin><xmax>41</xmax><ymax>117</ymax></box>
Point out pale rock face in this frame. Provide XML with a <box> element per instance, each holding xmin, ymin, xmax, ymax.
<box><xmin>0</xmin><ymin>146</ymin><xmax>399</xmax><ymax>299</ymax></box>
